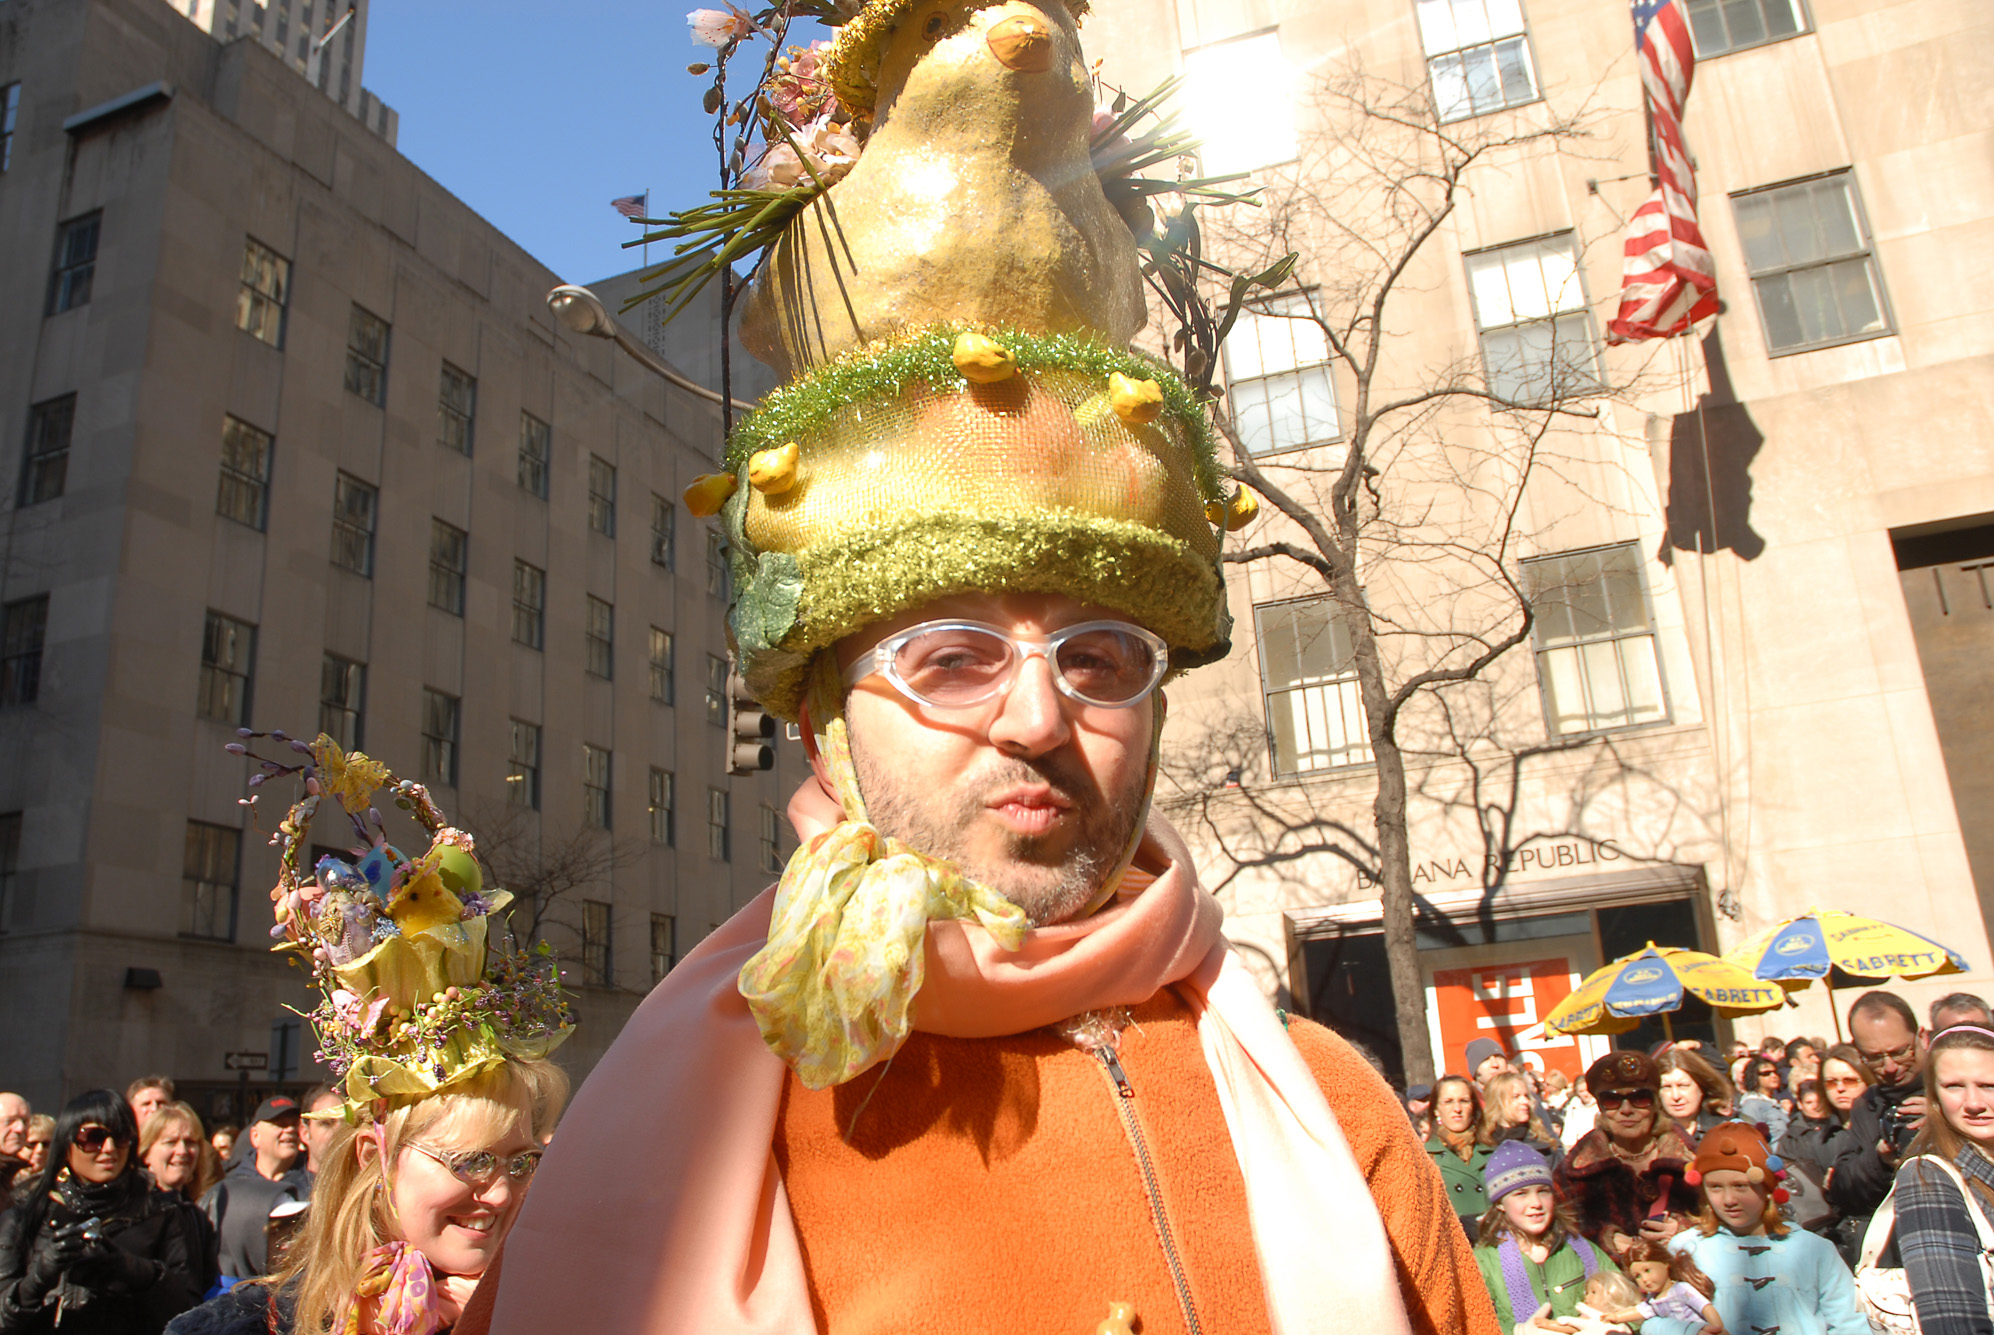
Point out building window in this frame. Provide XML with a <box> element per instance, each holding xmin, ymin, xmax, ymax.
<box><xmin>428</xmin><ymin>519</ymin><xmax>468</xmax><ymax>615</ymax></box>
<box><xmin>1733</xmin><ymin>173</ymin><xmax>1889</xmax><ymax>356</ymax></box>
<box><xmin>584</xmin><ymin>596</ymin><xmax>614</xmax><ymax>678</ymax></box>
<box><xmin>583</xmin><ymin>743</ymin><xmax>612</xmax><ymax>828</ymax></box>
<box><xmin>343</xmin><ymin>305</ymin><xmax>389</xmax><ymax>405</ymax></box>
<box><xmin>437</xmin><ymin>362</ymin><xmax>476</xmax><ymax>455</ymax></box>
<box><xmin>507</xmin><ymin>719</ymin><xmax>541</xmax><ymax>809</ymax></box>
<box><xmin>581</xmin><ymin>899</ymin><xmax>612</xmax><ymax>986</ymax></box>
<box><xmin>511</xmin><ymin>560</ymin><xmax>545</xmax><ymax>649</ymax></box>
<box><xmin>0</xmin><ymin>811</ymin><xmax>19</xmax><ymax>930</ymax></box>
<box><xmin>759</xmin><ymin>804</ymin><xmax>783</xmax><ymax>874</ymax></box>
<box><xmin>1417</xmin><ymin>0</ymin><xmax>1537</xmax><ymax>122</ymax></box>
<box><xmin>319</xmin><ymin>654</ymin><xmax>364</xmax><ymax>750</ymax></box>
<box><xmin>236</xmin><ymin>238</ymin><xmax>290</xmax><ymax>347</ymax></box>
<box><xmin>1686</xmin><ymin>0</ymin><xmax>1804</xmax><ymax>57</ymax></box>
<box><xmin>518</xmin><ymin>413</ymin><xmax>550</xmax><ymax>499</ymax></box>
<box><xmin>19</xmin><ymin>395</ymin><xmax>74</xmax><ymax>506</ymax></box>
<box><xmin>649</xmin><ymin>768</ymin><xmax>674</xmax><ymax>846</ymax></box>
<box><xmin>707</xmin><ymin>787</ymin><xmax>730</xmax><ymax>862</ymax></box>
<box><xmin>1465</xmin><ymin>234</ymin><xmax>1598</xmax><ymax>404</ymax></box>
<box><xmin>422</xmin><ymin>688</ymin><xmax>460</xmax><ymax>785</ymax></box>
<box><xmin>1525</xmin><ymin>544</ymin><xmax>1668</xmax><ymax>735</ymax></box>
<box><xmin>650</xmin><ymin>494</ymin><xmax>675</xmax><ymax>569</ymax></box>
<box><xmin>648</xmin><ymin>628</ymin><xmax>674</xmax><ymax>704</ymax></box>
<box><xmin>1181</xmin><ymin>32</ymin><xmax>1298</xmax><ymax>177</ymax></box>
<box><xmin>0</xmin><ymin>83</ymin><xmax>19</xmax><ymax>174</ymax></box>
<box><xmin>705</xmin><ymin>654</ymin><xmax>727</xmax><ymax>727</ymax></box>
<box><xmin>330</xmin><ymin>472</ymin><xmax>377</xmax><ymax>575</ymax></box>
<box><xmin>706</xmin><ymin>531</ymin><xmax>729</xmax><ymax>599</ymax></box>
<box><xmin>47</xmin><ymin>213</ymin><xmax>100</xmax><ymax>315</ymax></box>
<box><xmin>588</xmin><ymin>456</ymin><xmax>617</xmax><ymax>536</ymax></box>
<box><xmin>217</xmin><ymin>416</ymin><xmax>272</xmax><ymax>529</ymax></box>
<box><xmin>182</xmin><ymin>821</ymin><xmax>240</xmax><ymax>941</ymax></box>
<box><xmin>0</xmin><ymin>597</ymin><xmax>48</xmax><ymax>708</ymax></box>
<box><xmin>1223</xmin><ymin>295</ymin><xmax>1339</xmax><ymax>456</ymax></box>
<box><xmin>1255</xmin><ymin>597</ymin><xmax>1371</xmax><ymax>776</ymax></box>
<box><xmin>199</xmin><ymin>611</ymin><xmax>256</xmax><ymax>725</ymax></box>
<box><xmin>650</xmin><ymin>913</ymin><xmax>676</xmax><ymax>983</ymax></box>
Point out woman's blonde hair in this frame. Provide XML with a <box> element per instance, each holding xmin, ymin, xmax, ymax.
<box><xmin>1479</xmin><ymin>1071</ymin><xmax>1556</xmax><ymax>1146</ymax></box>
<box><xmin>267</xmin><ymin>1058</ymin><xmax>569</xmax><ymax>1334</ymax></box>
<box><xmin>138</xmin><ymin>1101</ymin><xmax>224</xmax><ymax>1204</ymax></box>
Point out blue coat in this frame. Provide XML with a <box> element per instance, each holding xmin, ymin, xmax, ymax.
<box><xmin>1658</xmin><ymin>1225</ymin><xmax>1869</xmax><ymax>1335</ymax></box>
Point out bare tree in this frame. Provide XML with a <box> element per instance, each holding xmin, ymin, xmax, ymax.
<box><xmin>466</xmin><ymin>801</ymin><xmax>643</xmax><ymax>965</ymax></box>
<box><xmin>1142</xmin><ymin>69</ymin><xmax>1663</xmax><ymax>1084</ymax></box>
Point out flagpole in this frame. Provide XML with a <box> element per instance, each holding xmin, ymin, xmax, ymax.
<box><xmin>643</xmin><ymin>188</ymin><xmax>651</xmax><ymax>271</ymax></box>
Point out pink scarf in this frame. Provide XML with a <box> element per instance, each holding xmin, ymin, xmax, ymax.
<box><xmin>483</xmin><ymin>817</ymin><xmax>1412</xmax><ymax>1335</ymax></box>
<box><xmin>344</xmin><ymin>1241</ymin><xmax>442</xmax><ymax>1335</ymax></box>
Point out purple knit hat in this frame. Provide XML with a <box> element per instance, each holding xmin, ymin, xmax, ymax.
<box><xmin>1484</xmin><ymin>1140</ymin><xmax>1553</xmax><ymax>1203</ymax></box>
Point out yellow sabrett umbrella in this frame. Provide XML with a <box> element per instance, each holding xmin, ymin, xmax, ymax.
<box><xmin>1723</xmin><ymin>907</ymin><xmax>1970</xmax><ymax>1040</ymax></box>
<box><xmin>1544</xmin><ymin>943</ymin><xmax>1788</xmax><ymax>1039</ymax></box>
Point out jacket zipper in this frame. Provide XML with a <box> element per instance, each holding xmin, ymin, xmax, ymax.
<box><xmin>1094</xmin><ymin>1045</ymin><xmax>1203</xmax><ymax>1335</ymax></box>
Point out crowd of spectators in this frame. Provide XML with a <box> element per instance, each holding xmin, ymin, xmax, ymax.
<box><xmin>0</xmin><ymin>1076</ymin><xmax>343</xmax><ymax>1334</ymax></box>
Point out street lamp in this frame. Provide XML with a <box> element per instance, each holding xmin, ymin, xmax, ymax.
<box><xmin>545</xmin><ymin>285</ymin><xmax>755</xmax><ymax>412</ymax></box>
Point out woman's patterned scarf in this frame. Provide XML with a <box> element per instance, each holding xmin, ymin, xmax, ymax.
<box><xmin>342</xmin><ymin>1241</ymin><xmax>442</xmax><ymax>1335</ymax></box>
<box><xmin>1495</xmin><ymin>1231</ymin><xmax>1600</xmax><ymax>1328</ymax></box>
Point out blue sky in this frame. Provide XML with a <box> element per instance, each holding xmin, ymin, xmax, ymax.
<box><xmin>365</xmin><ymin>2</ymin><xmax>810</xmax><ymax>286</ymax></box>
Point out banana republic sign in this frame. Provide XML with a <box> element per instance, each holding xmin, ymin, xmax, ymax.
<box><xmin>1353</xmin><ymin>836</ymin><xmax>1636</xmax><ymax>890</ymax></box>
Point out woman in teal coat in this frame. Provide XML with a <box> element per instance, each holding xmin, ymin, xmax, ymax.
<box><xmin>1427</xmin><ymin>1074</ymin><xmax>1496</xmax><ymax>1237</ymax></box>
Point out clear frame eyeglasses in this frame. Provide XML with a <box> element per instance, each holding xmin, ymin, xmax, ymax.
<box><xmin>843</xmin><ymin>619</ymin><xmax>1169</xmax><ymax>711</ymax></box>
<box><xmin>404</xmin><ymin>1141</ymin><xmax>543</xmax><ymax>1190</ymax></box>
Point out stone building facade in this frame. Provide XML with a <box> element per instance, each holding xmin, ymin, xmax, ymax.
<box><xmin>1083</xmin><ymin>0</ymin><xmax>1994</xmax><ymax>1079</ymax></box>
<box><xmin>0</xmin><ymin>0</ymin><xmax>803</xmax><ymax>1116</ymax></box>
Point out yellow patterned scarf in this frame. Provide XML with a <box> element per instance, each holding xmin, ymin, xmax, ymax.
<box><xmin>736</xmin><ymin>654</ymin><xmax>1159</xmax><ymax>1088</ymax></box>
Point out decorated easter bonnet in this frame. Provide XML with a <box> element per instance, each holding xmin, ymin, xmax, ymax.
<box><xmin>1685</xmin><ymin>1121</ymin><xmax>1789</xmax><ymax>1201</ymax></box>
<box><xmin>231</xmin><ymin>729</ymin><xmax>573</xmax><ymax>1121</ymax></box>
<box><xmin>675</xmin><ymin>0</ymin><xmax>1248</xmax><ymax>724</ymax></box>
<box><xmin>1484</xmin><ymin>1140</ymin><xmax>1554</xmax><ymax>1203</ymax></box>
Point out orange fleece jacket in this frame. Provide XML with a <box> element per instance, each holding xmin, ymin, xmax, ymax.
<box><xmin>774</xmin><ymin>986</ymin><xmax>1500</xmax><ymax>1335</ymax></box>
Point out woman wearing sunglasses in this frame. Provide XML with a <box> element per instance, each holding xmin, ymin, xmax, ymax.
<box><xmin>0</xmin><ymin>1088</ymin><xmax>211</xmax><ymax>1334</ymax></box>
<box><xmin>1553</xmin><ymin>1050</ymin><xmax>1702</xmax><ymax>1258</ymax></box>
<box><xmin>164</xmin><ymin>732</ymin><xmax>573</xmax><ymax>1335</ymax></box>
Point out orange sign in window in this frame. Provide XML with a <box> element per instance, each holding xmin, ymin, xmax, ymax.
<box><xmin>1432</xmin><ymin>958</ymin><xmax>1587</xmax><ymax>1081</ymax></box>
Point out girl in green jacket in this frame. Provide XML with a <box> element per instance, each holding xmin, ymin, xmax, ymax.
<box><xmin>1474</xmin><ymin>1141</ymin><xmax>1622</xmax><ymax>1333</ymax></box>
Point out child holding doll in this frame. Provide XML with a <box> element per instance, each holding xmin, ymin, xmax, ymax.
<box><xmin>1474</xmin><ymin>1141</ymin><xmax>1624</xmax><ymax>1333</ymax></box>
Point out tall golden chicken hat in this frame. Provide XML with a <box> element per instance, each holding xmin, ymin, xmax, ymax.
<box><xmin>688</xmin><ymin>0</ymin><xmax>1233</xmax><ymax>720</ymax></box>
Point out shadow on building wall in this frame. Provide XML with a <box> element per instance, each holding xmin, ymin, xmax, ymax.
<box><xmin>1660</xmin><ymin>330</ymin><xmax>1767</xmax><ymax>564</ymax></box>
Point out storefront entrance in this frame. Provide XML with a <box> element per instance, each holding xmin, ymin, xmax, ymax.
<box><xmin>1289</xmin><ymin>865</ymin><xmax>1716</xmax><ymax>1088</ymax></box>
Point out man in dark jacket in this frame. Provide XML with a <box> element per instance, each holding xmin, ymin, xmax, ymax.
<box><xmin>211</xmin><ymin>1098</ymin><xmax>308</xmax><ymax>1283</ymax></box>
<box><xmin>1826</xmin><ymin>990</ymin><xmax>1926</xmax><ymax>1258</ymax></box>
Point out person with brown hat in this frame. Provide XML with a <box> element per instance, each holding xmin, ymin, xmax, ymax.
<box><xmin>1553</xmin><ymin>1050</ymin><xmax>1700</xmax><ymax>1257</ymax></box>
<box><xmin>1674</xmin><ymin>1122</ymin><xmax>1867</xmax><ymax>1335</ymax></box>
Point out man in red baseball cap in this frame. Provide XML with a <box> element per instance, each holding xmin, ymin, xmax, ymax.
<box><xmin>212</xmin><ymin>1094</ymin><xmax>309</xmax><ymax>1282</ymax></box>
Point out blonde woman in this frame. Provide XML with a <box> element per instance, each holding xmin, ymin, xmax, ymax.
<box><xmin>1891</xmin><ymin>1024</ymin><xmax>1994</xmax><ymax>1335</ymax></box>
<box><xmin>162</xmin><ymin>731</ymin><xmax>575</xmax><ymax>1335</ymax></box>
<box><xmin>1481</xmin><ymin>1071</ymin><xmax>1562</xmax><ymax>1168</ymax></box>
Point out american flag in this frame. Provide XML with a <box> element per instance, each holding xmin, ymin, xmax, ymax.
<box><xmin>1607</xmin><ymin>0</ymin><xmax>1719</xmax><ymax>343</ymax></box>
<box><xmin>610</xmin><ymin>193</ymin><xmax>649</xmax><ymax>220</ymax></box>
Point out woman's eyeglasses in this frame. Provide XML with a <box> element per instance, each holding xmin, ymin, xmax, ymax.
<box><xmin>405</xmin><ymin>1141</ymin><xmax>542</xmax><ymax>1189</ymax></box>
<box><xmin>1596</xmin><ymin>1088</ymin><xmax>1656</xmax><ymax>1112</ymax></box>
<box><xmin>845</xmin><ymin>620</ymin><xmax>1169</xmax><ymax>711</ymax></box>
<box><xmin>73</xmin><ymin>1126</ymin><xmax>126</xmax><ymax>1153</ymax></box>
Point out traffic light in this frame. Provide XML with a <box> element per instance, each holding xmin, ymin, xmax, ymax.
<box><xmin>727</xmin><ymin>666</ymin><xmax>775</xmax><ymax>775</ymax></box>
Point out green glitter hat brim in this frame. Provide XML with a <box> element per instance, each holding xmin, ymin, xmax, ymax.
<box><xmin>735</xmin><ymin>509</ymin><xmax>1231</xmax><ymax>720</ymax></box>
